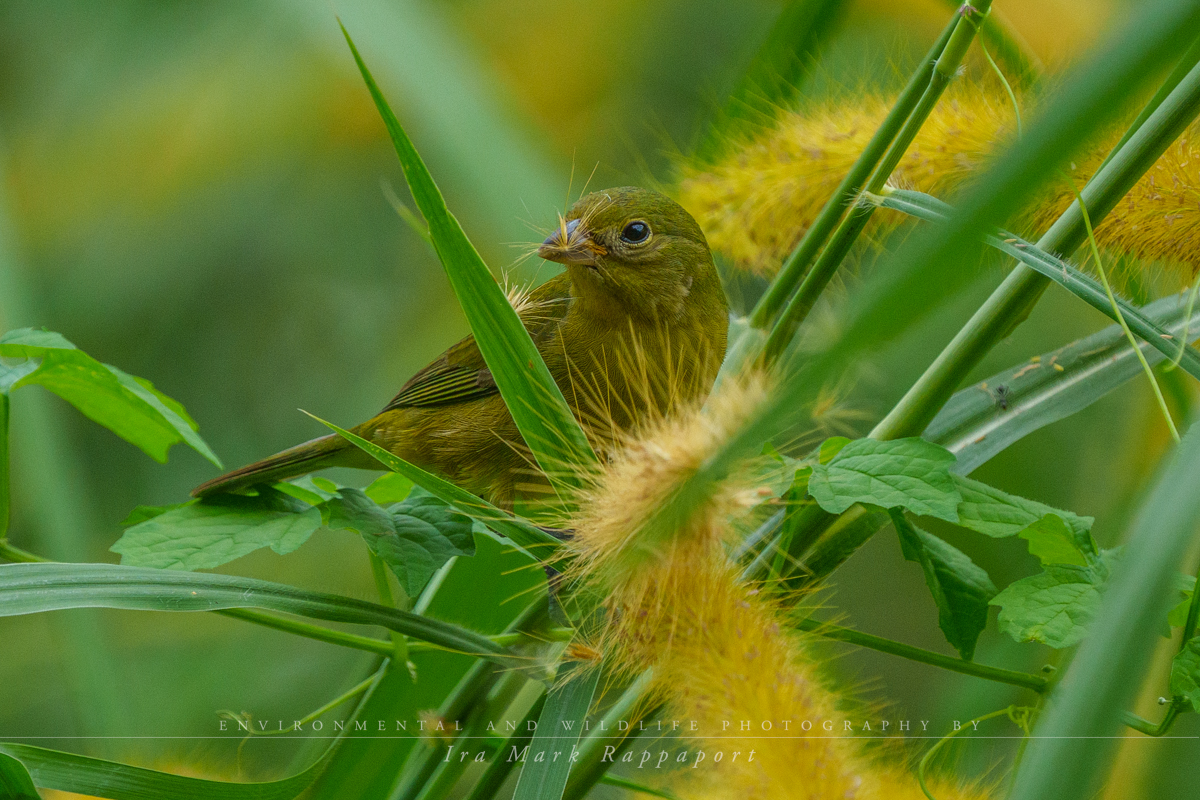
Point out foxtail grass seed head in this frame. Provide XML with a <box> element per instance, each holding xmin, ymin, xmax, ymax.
<box><xmin>678</xmin><ymin>84</ymin><xmax>1200</xmax><ymax>289</ymax></box>
<box><xmin>567</xmin><ymin>374</ymin><xmax>989</xmax><ymax>799</ymax></box>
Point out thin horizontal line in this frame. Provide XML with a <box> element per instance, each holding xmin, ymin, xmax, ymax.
<box><xmin>2</xmin><ymin>735</ymin><xmax>1196</xmax><ymax>741</ymax></box>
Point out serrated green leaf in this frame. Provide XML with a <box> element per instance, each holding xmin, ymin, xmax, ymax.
<box><xmin>891</xmin><ymin>510</ymin><xmax>996</xmax><ymax>660</ymax></box>
<box><xmin>326</xmin><ymin>488</ymin><xmax>475</xmax><ymax>596</ymax></box>
<box><xmin>364</xmin><ymin>471</ymin><xmax>415</xmax><ymax>505</ymax></box>
<box><xmin>111</xmin><ymin>487</ymin><xmax>321</xmax><ymax>570</ymax></box>
<box><xmin>991</xmin><ymin>564</ymin><xmax>1106</xmax><ymax>648</ymax></box>
<box><xmin>1019</xmin><ymin>514</ymin><xmax>1090</xmax><ymax>567</ymax></box>
<box><xmin>807</xmin><ymin>437</ymin><xmax>960</xmax><ymax>521</ymax></box>
<box><xmin>340</xmin><ymin>24</ymin><xmax>596</xmax><ymax>486</ymax></box>
<box><xmin>818</xmin><ymin>436</ymin><xmax>851</xmax><ymax>464</ymax></box>
<box><xmin>1167</xmin><ymin>574</ymin><xmax>1196</xmax><ymax>627</ymax></box>
<box><xmin>953</xmin><ymin>474</ymin><xmax>1095</xmax><ymax>544</ymax></box>
<box><xmin>119</xmin><ymin>503</ymin><xmax>181</xmax><ymax>527</ymax></box>
<box><xmin>0</xmin><ymin>328</ymin><xmax>220</xmax><ymax>466</ymax></box>
<box><xmin>0</xmin><ymin>752</ymin><xmax>38</xmax><ymax>800</ymax></box>
<box><xmin>1169</xmin><ymin>637</ymin><xmax>1200</xmax><ymax>711</ymax></box>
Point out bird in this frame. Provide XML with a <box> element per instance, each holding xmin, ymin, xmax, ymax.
<box><xmin>192</xmin><ymin>186</ymin><xmax>729</xmax><ymax>506</ymax></box>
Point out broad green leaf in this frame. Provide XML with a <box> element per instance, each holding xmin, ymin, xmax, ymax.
<box><xmin>1019</xmin><ymin>514</ymin><xmax>1090</xmax><ymax>567</ymax></box>
<box><xmin>891</xmin><ymin>510</ymin><xmax>997</xmax><ymax>660</ymax></box>
<box><xmin>364</xmin><ymin>471</ymin><xmax>415</xmax><ymax>505</ymax></box>
<box><xmin>0</xmin><ymin>562</ymin><xmax>528</xmax><ymax>673</ymax></box>
<box><xmin>954</xmin><ymin>475</ymin><xmax>1094</xmax><ymax>544</ymax></box>
<box><xmin>991</xmin><ymin>564</ymin><xmax>1106</xmax><ymax>648</ymax></box>
<box><xmin>340</xmin><ymin>24</ymin><xmax>596</xmax><ymax>485</ymax></box>
<box><xmin>1167</xmin><ymin>574</ymin><xmax>1196</xmax><ymax>627</ymax></box>
<box><xmin>0</xmin><ymin>328</ymin><xmax>220</xmax><ymax>466</ymax></box>
<box><xmin>111</xmin><ymin>488</ymin><xmax>321</xmax><ymax>570</ymax></box>
<box><xmin>807</xmin><ymin>437</ymin><xmax>960</xmax><ymax>521</ymax></box>
<box><xmin>1169</xmin><ymin>637</ymin><xmax>1200</xmax><ymax>711</ymax></box>
<box><xmin>327</xmin><ymin>488</ymin><xmax>476</xmax><ymax>596</ymax></box>
<box><xmin>118</xmin><ymin>504</ymin><xmax>177</xmax><ymax>527</ymax></box>
<box><xmin>0</xmin><ymin>753</ymin><xmax>38</xmax><ymax>800</ymax></box>
<box><xmin>310</xmin><ymin>413</ymin><xmax>561</xmax><ymax>556</ymax></box>
<box><xmin>512</xmin><ymin>659</ymin><xmax>600</xmax><ymax>800</ymax></box>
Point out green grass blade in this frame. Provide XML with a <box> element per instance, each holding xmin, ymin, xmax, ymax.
<box><xmin>927</xmin><ymin>294</ymin><xmax>1200</xmax><ymax>474</ymax></box>
<box><xmin>872</xmin><ymin>4</ymin><xmax>1200</xmax><ymax>440</ymax></box>
<box><xmin>0</xmin><ymin>664</ymin><xmax>387</xmax><ymax>800</ymax></box>
<box><xmin>339</xmin><ymin>24</ymin><xmax>596</xmax><ymax>486</ymax></box>
<box><xmin>0</xmin><ymin>562</ymin><xmax>531</xmax><ymax>675</ymax></box>
<box><xmin>512</xmin><ymin>660</ymin><xmax>600</xmax><ymax>800</ymax></box>
<box><xmin>308</xmin><ymin>412</ymin><xmax>561</xmax><ymax>556</ymax></box>
<box><xmin>1009</xmin><ymin>425</ymin><xmax>1200</xmax><ymax>800</ymax></box>
<box><xmin>874</xmin><ymin>189</ymin><xmax>1200</xmax><ymax>380</ymax></box>
<box><xmin>693</xmin><ymin>0</ymin><xmax>847</xmax><ymax>163</ymax></box>
<box><xmin>0</xmin><ymin>752</ymin><xmax>38</xmax><ymax>800</ymax></box>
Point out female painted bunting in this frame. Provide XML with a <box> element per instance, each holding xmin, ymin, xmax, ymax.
<box><xmin>193</xmin><ymin>187</ymin><xmax>729</xmax><ymax>505</ymax></box>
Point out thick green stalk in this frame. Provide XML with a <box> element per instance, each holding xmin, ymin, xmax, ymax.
<box><xmin>762</xmin><ymin>1</ymin><xmax>992</xmax><ymax>358</ymax></box>
<box><xmin>873</xmin><ymin>57</ymin><xmax>1200</xmax><ymax>440</ymax></box>
<box><xmin>748</xmin><ymin>14</ymin><xmax>959</xmax><ymax>329</ymax></box>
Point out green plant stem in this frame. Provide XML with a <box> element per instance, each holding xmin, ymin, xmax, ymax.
<box><xmin>918</xmin><ymin>706</ymin><xmax>1026</xmax><ymax>800</ymax></box>
<box><xmin>1122</xmin><ymin>703</ymin><xmax>1186</xmax><ymax>737</ymax></box>
<box><xmin>1072</xmin><ymin>186</ymin><xmax>1180</xmax><ymax>442</ymax></box>
<box><xmin>795</xmin><ymin>617</ymin><xmax>1049</xmax><ymax>692</ymax></box>
<box><xmin>390</xmin><ymin>597</ymin><xmax>549</xmax><ymax>800</ymax></box>
<box><xmin>748</xmin><ymin>14</ymin><xmax>960</xmax><ymax>329</ymax></box>
<box><xmin>0</xmin><ymin>536</ymin><xmax>46</xmax><ymax>564</ymax></box>
<box><xmin>563</xmin><ymin>670</ymin><xmax>660</xmax><ymax>800</ymax></box>
<box><xmin>462</xmin><ymin>693</ymin><xmax>547</xmax><ymax>800</ymax></box>
<box><xmin>226</xmin><ymin>667</ymin><xmax>384</xmax><ymax>739</ymax></box>
<box><xmin>762</xmin><ymin>1</ymin><xmax>993</xmax><ymax>359</ymax></box>
<box><xmin>218</xmin><ymin>607</ymin><xmax>572</xmax><ymax>658</ymax></box>
<box><xmin>872</xmin><ymin>57</ymin><xmax>1200</xmax><ymax>442</ymax></box>
<box><xmin>368</xmin><ymin>549</ymin><xmax>411</xmax><ymax>666</ymax></box>
<box><xmin>415</xmin><ymin>669</ymin><xmax>529</xmax><ymax>800</ymax></box>
<box><xmin>1168</xmin><ymin>273</ymin><xmax>1200</xmax><ymax>370</ymax></box>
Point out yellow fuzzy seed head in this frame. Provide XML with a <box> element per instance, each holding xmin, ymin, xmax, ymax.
<box><xmin>568</xmin><ymin>374</ymin><xmax>991</xmax><ymax>800</ymax></box>
<box><xmin>679</xmin><ymin>84</ymin><xmax>1200</xmax><ymax>288</ymax></box>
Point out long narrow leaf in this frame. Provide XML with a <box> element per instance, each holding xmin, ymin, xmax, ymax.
<box><xmin>0</xmin><ymin>664</ymin><xmax>387</xmax><ymax>800</ymax></box>
<box><xmin>873</xmin><ymin>188</ymin><xmax>1200</xmax><ymax>380</ymax></box>
<box><xmin>512</xmin><ymin>660</ymin><xmax>600</xmax><ymax>800</ymax></box>
<box><xmin>0</xmin><ymin>563</ymin><xmax>531</xmax><ymax>674</ymax></box>
<box><xmin>308</xmin><ymin>413</ymin><xmax>561</xmax><ymax>555</ymax></box>
<box><xmin>1009</xmin><ymin>425</ymin><xmax>1200</xmax><ymax>800</ymax></box>
<box><xmin>927</xmin><ymin>294</ymin><xmax>1200</xmax><ymax>474</ymax></box>
<box><xmin>340</xmin><ymin>24</ymin><xmax>596</xmax><ymax>486</ymax></box>
<box><xmin>0</xmin><ymin>753</ymin><xmax>37</xmax><ymax>800</ymax></box>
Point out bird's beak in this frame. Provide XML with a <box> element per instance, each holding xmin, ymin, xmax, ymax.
<box><xmin>538</xmin><ymin>216</ymin><xmax>606</xmax><ymax>266</ymax></box>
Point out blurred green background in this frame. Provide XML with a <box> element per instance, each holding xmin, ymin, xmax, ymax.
<box><xmin>1</xmin><ymin>0</ymin><xmax>1194</xmax><ymax>797</ymax></box>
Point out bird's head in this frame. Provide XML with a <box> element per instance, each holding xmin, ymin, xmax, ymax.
<box><xmin>538</xmin><ymin>187</ymin><xmax>719</xmax><ymax>318</ymax></box>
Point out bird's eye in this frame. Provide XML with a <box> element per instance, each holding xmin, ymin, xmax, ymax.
<box><xmin>620</xmin><ymin>220</ymin><xmax>651</xmax><ymax>244</ymax></box>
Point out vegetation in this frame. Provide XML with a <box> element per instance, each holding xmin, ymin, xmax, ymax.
<box><xmin>2</xmin><ymin>1</ymin><xmax>1199</xmax><ymax>798</ymax></box>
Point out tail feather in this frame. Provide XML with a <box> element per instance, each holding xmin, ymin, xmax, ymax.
<box><xmin>192</xmin><ymin>433</ymin><xmax>352</xmax><ymax>497</ymax></box>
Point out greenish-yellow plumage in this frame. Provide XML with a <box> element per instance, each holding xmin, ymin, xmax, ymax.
<box><xmin>193</xmin><ymin>187</ymin><xmax>729</xmax><ymax>505</ymax></box>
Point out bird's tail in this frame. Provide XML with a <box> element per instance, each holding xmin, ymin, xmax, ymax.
<box><xmin>192</xmin><ymin>433</ymin><xmax>355</xmax><ymax>497</ymax></box>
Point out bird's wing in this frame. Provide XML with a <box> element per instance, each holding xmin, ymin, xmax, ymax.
<box><xmin>381</xmin><ymin>274</ymin><xmax>573</xmax><ymax>410</ymax></box>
